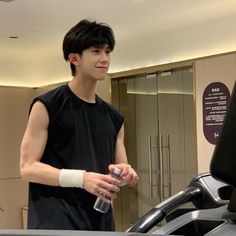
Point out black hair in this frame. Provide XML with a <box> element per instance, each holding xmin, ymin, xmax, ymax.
<box><xmin>62</xmin><ymin>19</ymin><xmax>115</xmax><ymax>76</ymax></box>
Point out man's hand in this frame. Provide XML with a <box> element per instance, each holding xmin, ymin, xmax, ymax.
<box><xmin>83</xmin><ymin>172</ymin><xmax>121</xmax><ymax>203</ymax></box>
<box><xmin>109</xmin><ymin>163</ymin><xmax>138</xmax><ymax>187</ymax></box>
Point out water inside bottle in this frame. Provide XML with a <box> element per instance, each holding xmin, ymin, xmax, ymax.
<box><xmin>93</xmin><ymin>196</ymin><xmax>110</xmax><ymax>213</ymax></box>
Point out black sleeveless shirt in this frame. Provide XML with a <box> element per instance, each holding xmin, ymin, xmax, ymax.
<box><xmin>27</xmin><ymin>84</ymin><xmax>124</xmax><ymax>230</ymax></box>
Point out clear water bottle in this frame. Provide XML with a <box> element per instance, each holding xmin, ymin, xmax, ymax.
<box><xmin>93</xmin><ymin>167</ymin><xmax>121</xmax><ymax>213</ymax></box>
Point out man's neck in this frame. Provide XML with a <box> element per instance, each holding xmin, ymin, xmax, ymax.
<box><xmin>68</xmin><ymin>76</ymin><xmax>97</xmax><ymax>103</ymax></box>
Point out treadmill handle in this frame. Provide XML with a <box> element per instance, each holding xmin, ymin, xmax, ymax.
<box><xmin>126</xmin><ymin>186</ymin><xmax>201</xmax><ymax>233</ymax></box>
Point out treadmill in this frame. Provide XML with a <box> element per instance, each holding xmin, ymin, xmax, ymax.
<box><xmin>127</xmin><ymin>81</ymin><xmax>236</xmax><ymax>236</ymax></box>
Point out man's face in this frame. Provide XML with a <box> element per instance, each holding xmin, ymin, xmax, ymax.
<box><xmin>77</xmin><ymin>44</ymin><xmax>111</xmax><ymax>81</ymax></box>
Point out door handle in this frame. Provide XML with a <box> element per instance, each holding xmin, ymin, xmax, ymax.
<box><xmin>161</xmin><ymin>134</ymin><xmax>171</xmax><ymax>199</ymax></box>
<box><xmin>159</xmin><ymin>134</ymin><xmax>164</xmax><ymax>201</ymax></box>
<box><xmin>148</xmin><ymin>135</ymin><xmax>154</xmax><ymax>198</ymax></box>
<box><xmin>167</xmin><ymin>134</ymin><xmax>171</xmax><ymax>197</ymax></box>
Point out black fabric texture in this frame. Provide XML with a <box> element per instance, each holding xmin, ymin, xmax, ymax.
<box><xmin>27</xmin><ymin>84</ymin><xmax>124</xmax><ymax>230</ymax></box>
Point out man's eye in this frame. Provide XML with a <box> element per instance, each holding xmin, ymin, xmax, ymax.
<box><xmin>92</xmin><ymin>49</ymin><xmax>99</xmax><ymax>53</ymax></box>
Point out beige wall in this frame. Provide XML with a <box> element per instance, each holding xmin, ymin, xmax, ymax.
<box><xmin>195</xmin><ymin>53</ymin><xmax>236</xmax><ymax>173</ymax></box>
<box><xmin>0</xmin><ymin>87</ymin><xmax>34</xmax><ymax>228</ymax></box>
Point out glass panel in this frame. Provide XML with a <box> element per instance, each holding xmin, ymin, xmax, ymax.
<box><xmin>157</xmin><ymin>68</ymin><xmax>196</xmax><ymax>197</ymax></box>
<box><xmin>158</xmin><ymin>69</ymin><xmax>193</xmax><ymax>95</ymax></box>
<box><xmin>134</xmin><ymin>93</ymin><xmax>160</xmax><ymax>217</ymax></box>
<box><xmin>182</xmin><ymin>68</ymin><xmax>194</xmax><ymax>95</ymax></box>
<box><xmin>127</xmin><ymin>74</ymin><xmax>157</xmax><ymax>95</ymax></box>
<box><xmin>112</xmin><ymin>66</ymin><xmax>197</xmax><ymax>231</ymax></box>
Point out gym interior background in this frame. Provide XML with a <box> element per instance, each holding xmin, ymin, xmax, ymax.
<box><xmin>1</xmin><ymin>0</ymin><xmax>236</xmax><ymax>230</ymax></box>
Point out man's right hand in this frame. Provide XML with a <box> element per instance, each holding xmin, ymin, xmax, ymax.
<box><xmin>83</xmin><ymin>172</ymin><xmax>121</xmax><ymax>203</ymax></box>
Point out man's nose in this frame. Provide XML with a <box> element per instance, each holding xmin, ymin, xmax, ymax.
<box><xmin>100</xmin><ymin>51</ymin><xmax>109</xmax><ymax>62</ymax></box>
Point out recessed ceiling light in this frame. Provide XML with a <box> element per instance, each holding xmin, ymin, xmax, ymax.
<box><xmin>0</xmin><ymin>0</ymin><xmax>14</xmax><ymax>2</ymax></box>
<box><xmin>9</xmin><ymin>36</ymin><xmax>19</xmax><ymax>39</ymax></box>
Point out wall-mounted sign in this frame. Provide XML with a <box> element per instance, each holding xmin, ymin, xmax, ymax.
<box><xmin>203</xmin><ymin>82</ymin><xmax>230</xmax><ymax>145</ymax></box>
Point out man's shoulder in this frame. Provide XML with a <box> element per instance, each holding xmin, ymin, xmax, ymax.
<box><xmin>38</xmin><ymin>84</ymin><xmax>67</xmax><ymax>102</ymax></box>
<box><xmin>97</xmin><ymin>96</ymin><xmax>125</xmax><ymax>122</ymax></box>
<box><xmin>97</xmin><ymin>96</ymin><xmax>118</xmax><ymax>112</ymax></box>
<box><xmin>30</xmin><ymin>84</ymin><xmax>69</xmax><ymax>119</ymax></box>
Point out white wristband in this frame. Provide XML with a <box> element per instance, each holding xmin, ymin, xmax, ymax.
<box><xmin>59</xmin><ymin>169</ymin><xmax>86</xmax><ymax>188</ymax></box>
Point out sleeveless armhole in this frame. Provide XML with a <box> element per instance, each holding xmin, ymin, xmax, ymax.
<box><xmin>98</xmin><ymin>97</ymin><xmax>125</xmax><ymax>135</ymax></box>
<box><xmin>29</xmin><ymin>98</ymin><xmax>51</xmax><ymax>122</ymax></box>
<box><xmin>28</xmin><ymin>85</ymin><xmax>67</xmax><ymax>122</ymax></box>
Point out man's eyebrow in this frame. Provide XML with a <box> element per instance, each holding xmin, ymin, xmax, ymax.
<box><xmin>92</xmin><ymin>44</ymin><xmax>111</xmax><ymax>49</ymax></box>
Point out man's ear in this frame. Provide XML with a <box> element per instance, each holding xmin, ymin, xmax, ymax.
<box><xmin>68</xmin><ymin>53</ymin><xmax>80</xmax><ymax>65</ymax></box>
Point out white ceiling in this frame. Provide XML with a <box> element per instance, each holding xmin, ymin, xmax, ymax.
<box><xmin>1</xmin><ymin>0</ymin><xmax>236</xmax><ymax>87</ymax></box>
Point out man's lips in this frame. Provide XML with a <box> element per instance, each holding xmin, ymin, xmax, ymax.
<box><xmin>96</xmin><ymin>66</ymin><xmax>108</xmax><ymax>69</ymax></box>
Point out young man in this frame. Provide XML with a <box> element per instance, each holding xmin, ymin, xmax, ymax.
<box><xmin>20</xmin><ymin>19</ymin><xmax>138</xmax><ymax>231</ymax></box>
